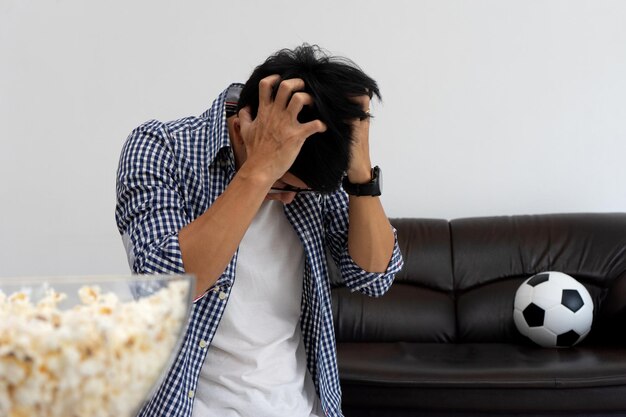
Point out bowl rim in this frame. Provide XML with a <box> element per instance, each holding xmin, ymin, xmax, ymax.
<box><xmin>0</xmin><ymin>273</ymin><xmax>195</xmax><ymax>286</ymax></box>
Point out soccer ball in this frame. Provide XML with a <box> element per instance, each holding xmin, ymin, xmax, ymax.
<box><xmin>513</xmin><ymin>271</ymin><xmax>593</xmax><ymax>347</ymax></box>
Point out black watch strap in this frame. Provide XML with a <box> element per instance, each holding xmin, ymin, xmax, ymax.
<box><xmin>342</xmin><ymin>166</ymin><xmax>382</xmax><ymax>196</ymax></box>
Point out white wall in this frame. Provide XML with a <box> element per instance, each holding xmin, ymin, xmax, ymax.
<box><xmin>1</xmin><ymin>0</ymin><xmax>625</xmax><ymax>277</ymax></box>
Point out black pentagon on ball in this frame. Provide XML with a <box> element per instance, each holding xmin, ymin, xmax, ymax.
<box><xmin>561</xmin><ymin>289</ymin><xmax>584</xmax><ymax>312</ymax></box>
<box><xmin>527</xmin><ymin>273</ymin><xmax>550</xmax><ymax>287</ymax></box>
<box><xmin>556</xmin><ymin>330</ymin><xmax>581</xmax><ymax>347</ymax></box>
<box><xmin>523</xmin><ymin>303</ymin><xmax>545</xmax><ymax>327</ymax></box>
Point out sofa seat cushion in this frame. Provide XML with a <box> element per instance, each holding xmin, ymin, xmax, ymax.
<box><xmin>338</xmin><ymin>342</ymin><xmax>626</xmax><ymax>412</ymax></box>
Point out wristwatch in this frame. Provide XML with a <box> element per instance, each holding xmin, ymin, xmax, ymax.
<box><xmin>342</xmin><ymin>166</ymin><xmax>382</xmax><ymax>196</ymax></box>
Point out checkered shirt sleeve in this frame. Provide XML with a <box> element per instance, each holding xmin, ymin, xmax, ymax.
<box><xmin>324</xmin><ymin>190</ymin><xmax>403</xmax><ymax>297</ymax></box>
<box><xmin>115</xmin><ymin>120</ymin><xmax>188</xmax><ymax>275</ymax></box>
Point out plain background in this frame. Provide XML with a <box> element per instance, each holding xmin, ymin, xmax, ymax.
<box><xmin>1</xmin><ymin>0</ymin><xmax>625</xmax><ymax>277</ymax></box>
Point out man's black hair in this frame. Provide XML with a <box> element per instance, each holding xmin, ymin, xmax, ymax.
<box><xmin>237</xmin><ymin>44</ymin><xmax>381</xmax><ymax>193</ymax></box>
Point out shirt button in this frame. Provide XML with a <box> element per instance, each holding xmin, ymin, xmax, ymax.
<box><xmin>199</xmin><ymin>340</ymin><xmax>207</xmax><ymax>349</ymax></box>
<box><xmin>188</xmin><ymin>390</ymin><xmax>195</xmax><ymax>398</ymax></box>
<box><xmin>218</xmin><ymin>291</ymin><xmax>227</xmax><ymax>300</ymax></box>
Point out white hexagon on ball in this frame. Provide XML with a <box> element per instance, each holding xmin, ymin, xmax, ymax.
<box><xmin>513</xmin><ymin>271</ymin><xmax>594</xmax><ymax>348</ymax></box>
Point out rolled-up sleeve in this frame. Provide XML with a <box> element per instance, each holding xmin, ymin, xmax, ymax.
<box><xmin>115</xmin><ymin>121</ymin><xmax>189</xmax><ymax>275</ymax></box>
<box><xmin>323</xmin><ymin>191</ymin><xmax>403</xmax><ymax>297</ymax></box>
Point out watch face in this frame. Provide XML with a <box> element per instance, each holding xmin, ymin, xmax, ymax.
<box><xmin>376</xmin><ymin>167</ymin><xmax>382</xmax><ymax>195</ymax></box>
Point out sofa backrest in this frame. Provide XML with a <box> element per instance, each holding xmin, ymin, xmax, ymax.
<box><xmin>331</xmin><ymin>213</ymin><xmax>626</xmax><ymax>344</ymax></box>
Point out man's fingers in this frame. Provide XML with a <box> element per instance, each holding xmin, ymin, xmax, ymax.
<box><xmin>253</xmin><ymin>76</ymin><xmax>326</xmax><ymax>153</ymax></box>
<box><xmin>259</xmin><ymin>75</ymin><xmax>280</xmax><ymax>107</ymax></box>
<box><xmin>354</xmin><ymin>94</ymin><xmax>370</xmax><ymax>104</ymax></box>
<box><xmin>301</xmin><ymin>119</ymin><xmax>327</xmax><ymax>138</ymax></box>
<box><xmin>286</xmin><ymin>92</ymin><xmax>314</xmax><ymax>117</ymax></box>
<box><xmin>350</xmin><ymin>94</ymin><xmax>371</xmax><ymax>110</ymax></box>
<box><xmin>274</xmin><ymin>78</ymin><xmax>305</xmax><ymax>108</ymax></box>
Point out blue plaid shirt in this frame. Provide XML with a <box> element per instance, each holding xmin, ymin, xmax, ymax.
<box><xmin>115</xmin><ymin>84</ymin><xmax>403</xmax><ymax>417</ymax></box>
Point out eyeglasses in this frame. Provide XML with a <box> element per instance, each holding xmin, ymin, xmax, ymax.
<box><xmin>269</xmin><ymin>185</ymin><xmax>318</xmax><ymax>194</ymax></box>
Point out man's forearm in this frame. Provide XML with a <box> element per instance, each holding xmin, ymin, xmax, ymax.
<box><xmin>178</xmin><ymin>167</ymin><xmax>271</xmax><ymax>299</ymax></box>
<box><xmin>347</xmin><ymin>195</ymin><xmax>395</xmax><ymax>273</ymax></box>
<box><xmin>344</xmin><ymin>136</ymin><xmax>394</xmax><ymax>274</ymax></box>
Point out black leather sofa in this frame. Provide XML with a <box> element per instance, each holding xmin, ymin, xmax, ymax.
<box><xmin>330</xmin><ymin>213</ymin><xmax>626</xmax><ymax>416</ymax></box>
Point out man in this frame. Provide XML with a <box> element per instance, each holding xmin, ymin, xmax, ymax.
<box><xmin>116</xmin><ymin>44</ymin><xmax>403</xmax><ymax>417</ymax></box>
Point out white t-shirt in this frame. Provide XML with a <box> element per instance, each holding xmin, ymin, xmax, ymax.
<box><xmin>192</xmin><ymin>200</ymin><xmax>322</xmax><ymax>417</ymax></box>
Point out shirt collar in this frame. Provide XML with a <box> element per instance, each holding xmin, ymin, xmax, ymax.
<box><xmin>202</xmin><ymin>83</ymin><xmax>244</xmax><ymax>165</ymax></box>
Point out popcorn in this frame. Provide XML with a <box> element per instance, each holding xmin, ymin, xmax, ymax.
<box><xmin>0</xmin><ymin>280</ymin><xmax>189</xmax><ymax>417</ymax></box>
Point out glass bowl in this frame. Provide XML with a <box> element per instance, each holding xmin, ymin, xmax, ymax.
<box><xmin>0</xmin><ymin>274</ymin><xmax>194</xmax><ymax>417</ymax></box>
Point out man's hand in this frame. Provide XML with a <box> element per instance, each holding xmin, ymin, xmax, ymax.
<box><xmin>347</xmin><ymin>94</ymin><xmax>374</xmax><ymax>184</ymax></box>
<box><xmin>237</xmin><ymin>75</ymin><xmax>327</xmax><ymax>186</ymax></box>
